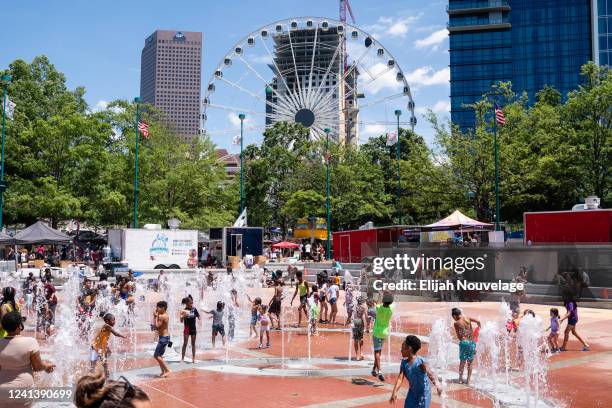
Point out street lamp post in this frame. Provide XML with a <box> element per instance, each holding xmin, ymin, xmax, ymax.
<box><xmin>0</xmin><ymin>74</ymin><xmax>12</xmax><ymax>231</ymax></box>
<box><xmin>324</xmin><ymin>128</ymin><xmax>331</xmax><ymax>258</ymax></box>
<box><xmin>493</xmin><ymin>109</ymin><xmax>501</xmax><ymax>231</ymax></box>
<box><xmin>484</xmin><ymin>89</ymin><xmax>503</xmax><ymax>232</ymax></box>
<box><xmin>394</xmin><ymin>109</ymin><xmax>402</xmax><ymax>225</ymax></box>
<box><xmin>239</xmin><ymin>113</ymin><xmax>246</xmax><ymax>214</ymax></box>
<box><xmin>132</xmin><ymin>97</ymin><xmax>141</xmax><ymax>228</ymax></box>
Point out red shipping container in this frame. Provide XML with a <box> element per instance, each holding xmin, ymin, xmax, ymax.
<box><xmin>524</xmin><ymin>210</ymin><xmax>612</xmax><ymax>244</ymax></box>
<box><xmin>332</xmin><ymin>227</ymin><xmax>403</xmax><ymax>263</ymax></box>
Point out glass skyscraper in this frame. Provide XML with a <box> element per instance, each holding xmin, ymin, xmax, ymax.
<box><xmin>449</xmin><ymin>1</ymin><xmax>602</xmax><ymax>131</ymax></box>
<box><xmin>595</xmin><ymin>0</ymin><xmax>612</xmax><ymax>65</ymax></box>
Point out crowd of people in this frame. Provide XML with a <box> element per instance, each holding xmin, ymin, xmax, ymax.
<box><xmin>3</xmin><ymin>243</ymin><xmax>104</xmax><ymax>268</ymax></box>
<box><xmin>0</xmin><ymin>262</ymin><xmax>596</xmax><ymax>408</ymax></box>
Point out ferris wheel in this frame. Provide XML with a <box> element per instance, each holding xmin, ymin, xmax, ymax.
<box><xmin>202</xmin><ymin>17</ymin><xmax>417</xmax><ymax>145</ymax></box>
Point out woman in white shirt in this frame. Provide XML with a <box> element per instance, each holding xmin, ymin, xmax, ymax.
<box><xmin>0</xmin><ymin>312</ymin><xmax>55</xmax><ymax>406</ymax></box>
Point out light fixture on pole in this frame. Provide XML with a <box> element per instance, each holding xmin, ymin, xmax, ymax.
<box><xmin>238</xmin><ymin>113</ymin><xmax>246</xmax><ymax>214</ymax></box>
<box><xmin>0</xmin><ymin>74</ymin><xmax>12</xmax><ymax>231</ymax></box>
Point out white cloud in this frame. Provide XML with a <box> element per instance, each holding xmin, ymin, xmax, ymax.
<box><xmin>405</xmin><ymin>66</ymin><xmax>450</xmax><ymax>88</ymax></box>
<box><xmin>364</xmin><ymin>15</ymin><xmax>421</xmax><ymax>40</ymax></box>
<box><xmin>361</xmin><ymin>63</ymin><xmax>403</xmax><ymax>95</ymax></box>
<box><xmin>94</xmin><ymin>100</ymin><xmax>108</xmax><ymax>112</ymax></box>
<box><xmin>360</xmin><ymin>65</ymin><xmax>449</xmax><ymax>96</ymax></box>
<box><xmin>92</xmin><ymin>100</ymin><xmax>123</xmax><ymax>114</ymax></box>
<box><xmin>415</xmin><ymin>100</ymin><xmax>450</xmax><ymax>115</ymax></box>
<box><xmin>227</xmin><ymin>112</ymin><xmax>252</xmax><ymax>128</ymax></box>
<box><xmin>361</xmin><ymin>123</ymin><xmax>387</xmax><ymax>138</ymax></box>
<box><xmin>414</xmin><ymin>29</ymin><xmax>448</xmax><ymax>51</ymax></box>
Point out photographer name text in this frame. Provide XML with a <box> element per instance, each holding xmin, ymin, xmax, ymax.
<box><xmin>372</xmin><ymin>279</ymin><xmax>524</xmax><ymax>293</ymax></box>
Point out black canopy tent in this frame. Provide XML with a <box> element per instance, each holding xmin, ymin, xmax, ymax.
<box><xmin>14</xmin><ymin>221</ymin><xmax>72</xmax><ymax>245</ymax></box>
<box><xmin>0</xmin><ymin>230</ymin><xmax>14</xmax><ymax>245</ymax></box>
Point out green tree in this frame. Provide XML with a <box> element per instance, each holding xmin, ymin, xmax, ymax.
<box><xmin>101</xmin><ymin>100</ymin><xmax>237</xmax><ymax>229</ymax></box>
<box><xmin>1</xmin><ymin>57</ymin><xmax>113</xmax><ymax>227</ymax></box>
<box><xmin>565</xmin><ymin>63</ymin><xmax>612</xmax><ymax>204</ymax></box>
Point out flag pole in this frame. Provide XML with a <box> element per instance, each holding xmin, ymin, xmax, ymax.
<box><xmin>324</xmin><ymin>128</ymin><xmax>331</xmax><ymax>258</ymax></box>
<box><xmin>493</xmin><ymin>105</ymin><xmax>500</xmax><ymax>231</ymax></box>
<box><xmin>0</xmin><ymin>75</ymin><xmax>12</xmax><ymax>231</ymax></box>
<box><xmin>133</xmin><ymin>97</ymin><xmax>141</xmax><ymax>228</ymax></box>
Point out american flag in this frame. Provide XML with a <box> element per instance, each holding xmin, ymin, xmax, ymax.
<box><xmin>494</xmin><ymin>104</ymin><xmax>506</xmax><ymax>125</ymax></box>
<box><xmin>138</xmin><ymin>121</ymin><xmax>150</xmax><ymax>138</ymax></box>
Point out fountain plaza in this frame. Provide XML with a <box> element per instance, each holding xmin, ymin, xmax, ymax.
<box><xmin>10</xmin><ymin>268</ymin><xmax>612</xmax><ymax>408</ymax></box>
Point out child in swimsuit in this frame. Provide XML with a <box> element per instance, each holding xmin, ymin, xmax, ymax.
<box><xmin>258</xmin><ymin>305</ymin><xmax>271</xmax><ymax>348</ymax></box>
<box><xmin>451</xmin><ymin>308</ymin><xmax>481</xmax><ymax>385</ymax></box>
<box><xmin>90</xmin><ymin>313</ymin><xmax>126</xmax><ymax>377</ymax></box>
<box><xmin>247</xmin><ymin>295</ymin><xmax>262</xmax><ymax>339</ymax></box>
<box><xmin>366</xmin><ymin>298</ymin><xmax>376</xmax><ymax>333</ymax></box>
<box><xmin>344</xmin><ymin>284</ymin><xmax>354</xmax><ymax>325</ymax></box>
<box><xmin>308</xmin><ymin>286</ymin><xmax>320</xmax><ymax>335</ymax></box>
<box><xmin>546</xmin><ymin>308</ymin><xmax>560</xmax><ymax>352</ymax></box>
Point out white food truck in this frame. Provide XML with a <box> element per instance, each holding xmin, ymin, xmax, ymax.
<box><xmin>108</xmin><ymin>228</ymin><xmax>198</xmax><ymax>270</ymax></box>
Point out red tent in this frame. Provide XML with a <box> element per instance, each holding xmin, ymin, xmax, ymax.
<box><xmin>272</xmin><ymin>241</ymin><xmax>300</xmax><ymax>249</ymax></box>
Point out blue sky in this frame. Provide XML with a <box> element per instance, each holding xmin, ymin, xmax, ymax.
<box><xmin>0</xmin><ymin>0</ymin><xmax>450</xmax><ymax>149</ymax></box>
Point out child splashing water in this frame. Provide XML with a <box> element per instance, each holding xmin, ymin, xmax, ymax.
<box><xmin>205</xmin><ymin>301</ymin><xmax>226</xmax><ymax>348</ymax></box>
<box><xmin>308</xmin><ymin>285</ymin><xmax>320</xmax><ymax>335</ymax></box>
<box><xmin>90</xmin><ymin>313</ymin><xmax>126</xmax><ymax>378</ymax></box>
<box><xmin>451</xmin><ymin>308</ymin><xmax>481</xmax><ymax>385</ymax></box>
<box><xmin>390</xmin><ymin>335</ymin><xmax>441</xmax><ymax>407</ymax></box>
<box><xmin>246</xmin><ymin>295</ymin><xmax>262</xmax><ymax>339</ymax></box>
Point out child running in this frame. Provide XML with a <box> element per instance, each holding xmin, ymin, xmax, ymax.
<box><xmin>545</xmin><ymin>307</ymin><xmax>560</xmax><ymax>353</ymax></box>
<box><xmin>372</xmin><ymin>292</ymin><xmax>394</xmax><ymax>381</ymax></box>
<box><xmin>90</xmin><ymin>313</ymin><xmax>126</xmax><ymax>378</ymax></box>
<box><xmin>153</xmin><ymin>301</ymin><xmax>172</xmax><ymax>378</ymax></box>
<box><xmin>560</xmin><ymin>296</ymin><xmax>589</xmax><ymax>351</ymax></box>
<box><xmin>246</xmin><ymin>295</ymin><xmax>262</xmax><ymax>338</ymax></box>
<box><xmin>180</xmin><ymin>296</ymin><xmax>200</xmax><ymax>363</ymax></box>
<box><xmin>390</xmin><ymin>335</ymin><xmax>441</xmax><ymax>407</ymax></box>
<box><xmin>258</xmin><ymin>305</ymin><xmax>271</xmax><ymax>348</ymax></box>
<box><xmin>451</xmin><ymin>308</ymin><xmax>481</xmax><ymax>385</ymax></box>
<box><xmin>352</xmin><ymin>296</ymin><xmax>366</xmax><ymax>361</ymax></box>
<box><xmin>205</xmin><ymin>301</ymin><xmax>226</xmax><ymax>348</ymax></box>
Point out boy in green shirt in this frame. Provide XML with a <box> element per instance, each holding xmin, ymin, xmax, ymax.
<box><xmin>371</xmin><ymin>292</ymin><xmax>394</xmax><ymax>381</ymax></box>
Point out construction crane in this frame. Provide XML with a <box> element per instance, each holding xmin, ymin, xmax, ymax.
<box><xmin>339</xmin><ymin>0</ymin><xmax>356</xmax><ymax>25</ymax></box>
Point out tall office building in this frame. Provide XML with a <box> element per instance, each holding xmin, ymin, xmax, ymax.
<box><xmin>140</xmin><ymin>30</ymin><xmax>202</xmax><ymax>142</ymax></box>
<box><xmin>448</xmin><ymin>1</ymin><xmax>603</xmax><ymax>131</ymax></box>
<box><xmin>594</xmin><ymin>0</ymin><xmax>612</xmax><ymax>65</ymax></box>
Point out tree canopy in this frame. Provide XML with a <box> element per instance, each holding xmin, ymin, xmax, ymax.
<box><xmin>1</xmin><ymin>56</ymin><xmax>610</xmax><ymax>232</ymax></box>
